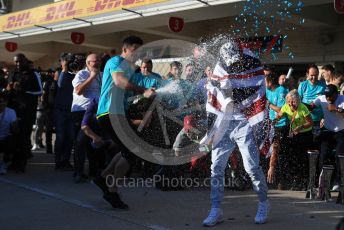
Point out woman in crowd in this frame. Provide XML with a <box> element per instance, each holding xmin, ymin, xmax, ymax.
<box><xmin>275</xmin><ymin>90</ymin><xmax>313</xmax><ymax>190</ymax></box>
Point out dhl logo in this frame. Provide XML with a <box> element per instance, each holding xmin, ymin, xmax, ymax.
<box><xmin>43</xmin><ymin>1</ymin><xmax>76</xmax><ymax>22</ymax></box>
<box><xmin>4</xmin><ymin>12</ymin><xmax>31</xmax><ymax>30</ymax></box>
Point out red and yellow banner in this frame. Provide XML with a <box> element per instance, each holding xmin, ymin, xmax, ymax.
<box><xmin>0</xmin><ymin>0</ymin><xmax>167</xmax><ymax>32</ymax></box>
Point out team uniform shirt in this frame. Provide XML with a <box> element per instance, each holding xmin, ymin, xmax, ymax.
<box><xmin>0</xmin><ymin>107</ymin><xmax>16</xmax><ymax>140</ymax></box>
<box><xmin>97</xmin><ymin>56</ymin><xmax>135</xmax><ymax>117</ymax></box>
<box><xmin>71</xmin><ymin>68</ymin><xmax>102</xmax><ymax>112</ymax></box>
<box><xmin>130</xmin><ymin>72</ymin><xmax>158</xmax><ymax>89</ymax></box>
<box><xmin>149</xmin><ymin>72</ymin><xmax>164</xmax><ymax>88</ymax></box>
<box><xmin>151</xmin><ymin>72</ymin><xmax>162</xmax><ymax>79</ymax></box>
<box><xmin>125</xmin><ymin>72</ymin><xmax>159</xmax><ymax>106</ymax></box>
<box><xmin>280</xmin><ymin>103</ymin><xmax>312</xmax><ymax>133</ymax></box>
<box><xmin>313</xmin><ymin>95</ymin><xmax>344</xmax><ymax>132</ymax></box>
<box><xmin>298</xmin><ymin>80</ymin><xmax>326</xmax><ymax>121</ymax></box>
<box><xmin>266</xmin><ymin>85</ymin><xmax>289</xmax><ymax>127</ymax></box>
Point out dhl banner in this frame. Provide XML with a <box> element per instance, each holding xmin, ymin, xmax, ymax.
<box><xmin>0</xmin><ymin>0</ymin><xmax>168</xmax><ymax>32</ymax></box>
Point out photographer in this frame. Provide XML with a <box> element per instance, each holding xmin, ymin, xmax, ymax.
<box><xmin>54</xmin><ymin>53</ymin><xmax>78</xmax><ymax>170</ymax></box>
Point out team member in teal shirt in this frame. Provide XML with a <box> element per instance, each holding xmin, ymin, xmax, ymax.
<box><xmin>298</xmin><ymin>64</ymin><xmax>326</xmax><ymax>123</ymax></box>
<box><xmin>266</xmin><ymin>81</ymin><xmax>289</xmax><ymax>127</ymax></box>
<box><xmin>265</xmin><ymin>73</ymin><xmax>289</xmax><ymax>189</ymax></box>
<box><xmin>138</xmin><ymin>58</ymin><xmax>162</xmax><ymax>81</ymax></box>
<box><xmin>95</xmin><ymin>36</ymin><xmax>155</xmax><ymax>210</ymax></box>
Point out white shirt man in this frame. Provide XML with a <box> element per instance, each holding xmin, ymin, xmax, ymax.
<box><xmin>314</xmin><ymin>85</ymin><xmax>344</xmax><ymax>132</ymax></box>
<box><xmin>71</xmin><ymin>53</ymin><xmax>103</xmax><ymax>112</ymax></box>
<box><xmin>314</xmin><ymin>84</ymin><xmax>344</xmax><ymax>191</ymax></box>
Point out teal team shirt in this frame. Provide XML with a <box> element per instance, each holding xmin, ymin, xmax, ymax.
<box><xmin>298</xmin><ymin>80</ymin><xmax>326</xmax><ymax>122</ymax></box>
<box><xmin>266</xmin><ymin>85</ymin><xmax>289</xmax><ymax>127</ymax></box>
<box><xmin>97</xmin><ymin>56</ymin><xmax>135</xmax><ymax>117</ymax></box>
<box><xmin>125</xmin><ymin>73</ymin><xmax>159</xmax><ymax>100</ymax></box>
<box><xmin>131</xmin><ymin>72</ymin><xmax>159</xmax><ymax>89</ymax></box>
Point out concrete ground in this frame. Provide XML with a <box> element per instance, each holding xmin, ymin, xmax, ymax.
<box><xmin>0</xmin><ymin>150</ymin><xmax>343</xmax><ymax>230</ymax></box>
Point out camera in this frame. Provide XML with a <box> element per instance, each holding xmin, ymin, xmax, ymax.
<box><xmin>60</xmin><ymin>53</ymin><xmax>85</xmax><ymax>72</ymax></box>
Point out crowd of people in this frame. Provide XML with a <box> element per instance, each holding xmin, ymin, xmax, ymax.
<box><xmin>0</xmin><ymin>36</ymin><xmax>343</xmax><ymax>226</ymax></box>
<box><xmin>0</xmin><ymin>35</ymin><xmax>211</xmax><ymax>206</ymax></box>
<box><xmin>265</xmin><ymin>64</ymin><xmax>344</xmax><ymax>194</ymax></box>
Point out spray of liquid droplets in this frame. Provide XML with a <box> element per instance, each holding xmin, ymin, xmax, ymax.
<box><xmin>155</xmin><ymin>81</ymin><xmax>184</xmax><ymax>96</ymax></box>
<box><xmin>231</xmin><ymin>0</ymin><xmax>305</xmax><ymax>60</ymax></box>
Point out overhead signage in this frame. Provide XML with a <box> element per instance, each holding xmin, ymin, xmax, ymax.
<box><xmin>0</xmin><ymin>0</ymin><xmax>168</xmax><ymax>32</ymax></box>
<box><xmin>71</xmin><ymin>32</ymin><xmax>85</xmax><ymax>45</ymax></box>
<box><xmin>168</xmin><ymin>17</ymin><xmax>184</xmax><ymax>33</ymax></box>
<box><xmin>335</xmin><ymin>0</ymin><xmax>344</xmax><ymax>13</ymax></box>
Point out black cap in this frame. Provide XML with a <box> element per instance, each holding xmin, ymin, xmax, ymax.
<box><xmin>324</xmin><ymin>84</ymin><xmax>338</xmax><ymax>97</ymax></box>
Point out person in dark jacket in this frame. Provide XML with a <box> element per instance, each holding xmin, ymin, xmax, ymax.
<box><xmin>6</xmin><ymin>53</ymin><xmax>42</xmax><ymax>172</ymax></box>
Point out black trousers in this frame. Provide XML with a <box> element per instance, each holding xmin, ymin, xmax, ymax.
<box><xmin>74</xmin><ymin>130</ymin><xmax>105</xmax><ymax>177</ymax></box>
<box><xmin>97</xmin><ymin>115</ymin><xmax>137</xmax><ymax>165</ymax></box>
<box><xmin>12</xmin><ymin>110</ymin><xmax>36</xmax><ymax>170</ymax></box>
<box><xmin>45</xmin><ymin>108</ymin><xmax>54</xmax><ymax>151</ymax></box>
<box><xmin>319</xmin><ymin>129</ymin><xmax>344</xmax><ymax>184</ymax></box>
<box><xmin>0</xmin><ymin>136</ymin><xmax>15</xmax><ymax>163</ymax></box>
<box><xmin>273</xmin><ymin>125</ymin><xmax>291</xmax><ymax>186</ymax></box>
<box><xmin>289</xmin><ymin>131</ymin><xmax>313</xmax><ymax>186</ymax></box>
<box><xmin>72</xmin><ymin>110</ymin><xmax>86</xmax><ymax>140</ymax></box>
